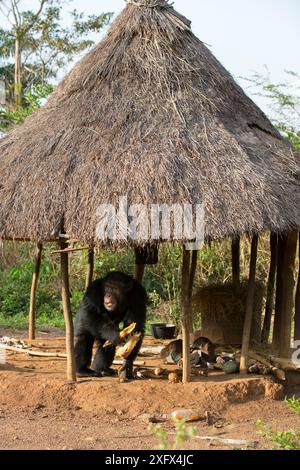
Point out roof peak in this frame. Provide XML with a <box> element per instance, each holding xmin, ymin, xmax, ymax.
<box><xmin>125</xmin><ymin>0</ymin><xmax>173</xmax><ymax>8</ymax></box>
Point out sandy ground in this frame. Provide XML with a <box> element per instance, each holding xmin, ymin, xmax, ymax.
<box><xmin>0</xmin><ymin>329</ymin><xmax>299</xmax><ymax>451</ymax></box>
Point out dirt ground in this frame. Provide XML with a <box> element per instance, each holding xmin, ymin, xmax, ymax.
<box><xmin>0</xmin><ymin>328</ymin><xmax>299</xmax><ymax>451</ymax></box>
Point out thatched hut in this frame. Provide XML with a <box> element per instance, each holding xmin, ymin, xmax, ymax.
<box><xmin>0</xmin><ymin>0</ymin><xmax>299</xmax><ymax>382</ymax></box>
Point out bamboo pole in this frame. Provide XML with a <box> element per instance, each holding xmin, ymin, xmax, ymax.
<box><xmin>188</xmin><ymin>250</ymin><xmax>198</xmax><ymax>299</ymax></box>
<box><xmin>181</xmin><ymin>247</ymin><xmax>191</xmax><ymax>383</ymax></box>
<box><xmin>60</xmin><ymin>241</ymin><xmax>76</xmax><ymax>382</ymax></box>
<box><xmin>262</xmin><ymin>233</ymin><xmax>278</xmax><ymax>343</ymax></box>
<box><xmin>279</xmin><ymin>230</ymin><xmax>298</xmax><ymax>358</ymax></box>
<box><xmin>231</xmin><ymin>237</ymin><xmax>241</xmax><ymax>284</ymax></box>
<box><xmin>295</xmin><ymin>233</ymin><xmax>300</xmax><ymax>342</ymax></box>
<box><xmin>28</xmin><ymin>243</ymin><xmax>43</xmax><ymax>342</ymax></box>
<box><xmin>85</xmin><ymin>248</ymin><xmax>94</xmax><ymax>289</ymax></box>
<box><xmin>240</xmin><ymin>235</ymin><xmax>258</xmax><ymax>373</ymax></box>
<box><xmin>272</xmin><ymin>234</ymin><xmax>287</xmax><ymax>351</ymax></box>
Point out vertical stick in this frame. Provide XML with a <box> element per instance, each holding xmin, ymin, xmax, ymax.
<box><xmin>188</xmin><ymin>250</ymin><xmax>198</xmax><ymax>300</ymax></box>
<box><xmin>279</xmin><ymin>230</ymin><xmax>298</xmax><ymax>358</ymax></box>
<box><xmin>272</xmin><ymin>235</ymin><xmax>287</xmax><ymax>351</ymax></box>
<box><xmin>232</xmin><ymin>237</ymin><xmax>241</xmax><ymax>284</ymax></box>
<box><xmin>262</xmin><ymin>233</ymin><xmax>278</xmax><ymax>343</ymax></box>
<box><xmin>134</xmin><ymin>264</ymin><xmax>145</xmax><ymax>284</ymax></box>
<box><xmin>85</xmin><ymin>248</ymin><xmax>94</xmax><ymax>290</ymax></box>
<box><xmin>240</xmin><ymin>235</ymin><xmax>258</xmax><ymax>373</ymax></box>
<box><xmin>181</xmin><ymin>247</ymin><xmax>191</xmax><ymax>384</ymax></box>
<box><xmin>60</xmin><ymin>242</ymin><xmax>76</xmax><ymax>382</ymax></box>
<box><xmin>28</xmin><ymin>243</ymin><xmax>43</xmax><ymax>343</ymax></box>
<box><xmin>295</xmin><ymin>233</ymin><xmax>300</xmax><ymax>341</ymax></box>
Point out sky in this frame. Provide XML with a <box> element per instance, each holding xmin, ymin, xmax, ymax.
<box><xmin>0</xmin><ymin>0</ymin><xmax>300</xmax><ymax>116</ymax></box>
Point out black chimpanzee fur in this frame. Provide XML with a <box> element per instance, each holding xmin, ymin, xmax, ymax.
<box><xmin>74</xmin><ymin>271</ymin><xmax>147</xmax><ymax>379</ymax></box>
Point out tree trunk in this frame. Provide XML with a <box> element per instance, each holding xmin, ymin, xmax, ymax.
<box><xmin>295</xmin><ymin>233</ymin><xmax>300</xmax><ymax>342</ymax></box>
<box><xmin>232</xmin><ymin>237</ymin><xmax>240</xmax><ymax>284</ymax></box>
<box><xmin>181</xmin><ymin>248</ymin><xmax>191</xmax><ymax>383</ymax></box>
<box><xmin>272</xmin><ymin>234</ymin><xmax>287</xmax><ymax>351</ymax></box>
<box><xmin>28</xmin><ymin>243</ymin><xmax>43</xmax><ymax>343</ymax></box>
<box><xmin>85</xmin><ymin>248</ymin><xmax>94</xmax><ymax>290</ymax></box>
<box><xmin>60</xmin><ymin>242</ymin><xmax>76</xmax><ymax>382</ymax></box>
<box><xmin>262</xmin><ymin>233</ymin><xmax>278</xmax><ymax>343</ymax></box>
<box><xmin>14</xmin><ymin>36</ymin><xmax>22</xmax><ymax>110</ymax></box>
<box><xmin>279</xmin><ymin>230</ymin><xmax>298</xmax><ymax>358</ymax></box>
<box><xmin>240</xmin><ymin>235</ymin><xmax>258</xmax><ymax>373</ymax></box>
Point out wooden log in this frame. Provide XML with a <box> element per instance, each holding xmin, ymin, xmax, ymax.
<box><xmin>188</xmin><ymin>250</ymin><xmax>198</xmax><ymax>299</ymax></box>
<box><xmin>231</xmin><ymin>237</ymin><xmax>241</xmax><ymax>284</ymax></box>
<box><xmin>181</xmin><ymin>247</ymin><xmax>191</xmax><ymax>383</ymax></box>
<box><xmin>272</xmin><ymin>234</ymin><xmax>287</xmax><ymax>350</ymax></box>
<box><xmin>262</xmin><ymin>233</ymin><xmax>278</xmax><ymax>343</ymax></box>
<box><xmin>134</xmin><ymin>264</ymin><xmax>145</xmax><ymax>284</ymax></box>
<box><xmin>85</xmin><ymin>248</ymin><xmax>94</xmax><ymax>289</ymax></box>
<box><xmin>28</xmin><ymin>243</ymin><xmax>43</xmax><ymax>342</ymax></box>
<box><xmin>60</xmin><ymin>242</ymin><xmax>76</xmax><ymax>382</ymax></box>
<box><xmin>240</xmin><ymin>235</ymin><xmax>258</xmax><ymax>373</ymax></box>
<box><xmin>279</xmin><ymin>230</ymin><xmax>298</xmax><ymax>358</ymax></box>
<box><xmin>295</xmin><ymin>233</ymin><xmax>300</xmax><ymax>342</ymax></box>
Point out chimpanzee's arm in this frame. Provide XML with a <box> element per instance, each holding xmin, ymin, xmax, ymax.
<box><xmin>75</xmin><ymin>298</ymin><xmax>121</xmax><ymax>346</ymax></box>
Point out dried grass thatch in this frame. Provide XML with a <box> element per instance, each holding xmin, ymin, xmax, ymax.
<box><xmin>0</xmin><ymin>0</ymin><xmax>299</xmax><ymax>244</ymax></box>
<box><xmin>192</xmin><ymin>281</ymin><xmax>265</xmax><ymax>344</ymax></box>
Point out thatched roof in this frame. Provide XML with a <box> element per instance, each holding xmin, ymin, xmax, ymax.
<box><xmin>0</xmin><ymin>0</ymin><xmax>299</xmax><ymax>245</ymax></box>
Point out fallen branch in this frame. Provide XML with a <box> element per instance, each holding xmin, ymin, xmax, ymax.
<box><xmin>1</xmin><ymin>345</ymin><xmax>145</xmax><ymax>365</ymax></box>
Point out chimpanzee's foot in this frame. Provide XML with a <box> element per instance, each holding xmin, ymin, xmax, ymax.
<box><xmin>123</xmin><ymin>360</ymin><xmax>135</xmax><ymax>380</ymax></box>
<box><xmin>98</xmin><ymin>367</ymin><xmax>117</xmax><ymax>377</ymax></box>
<box><xmin>76</xmin><ymin>368</ymin><xmax>101</xmax><ymax>378</ymax></box>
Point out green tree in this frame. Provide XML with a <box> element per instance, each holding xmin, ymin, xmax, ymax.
<box><xmin>0</xmin><ymin>0</ymin><xmax>113</xmax><ymax>109</ymax></box>
<box><xmin>242</xmin><ymin>68</ymin><xmax>300</xmax><ymax>150</ymax></box>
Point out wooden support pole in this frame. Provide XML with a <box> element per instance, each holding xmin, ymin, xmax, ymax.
<box><xmin>295</xmin><ymin>233</ymin><xmax>300</xmax><ymax>342</ymax></box>
<box><xmin>85</xmin><ymin>248</ymin><xmax>94</xmax><ymax>290</ymax></box>
<box><xmin>60</xmin><ymin>241</ymin><xmax>76</xmax><ymax>382</ymax></box>
<box><xmin>272</xmin><ymin>234</ymin><xmax>287</xmax><ymax>351</ymax></box>
<box><xmin>181</xmin><ymin>247</ymin><xmax>191</xmax><ymax>383</ymax></box>
<box><xmin>188</xmin><ymin>250</ymin><xmax>198</xmax><ymax>300</ymax></box>
<box><xmin>231</xmin><ymin>237</ymin><xmax>241</xmax><ymax>284</ymax></box>
<box><xmin>262</xmin><ymin>233</ymin><xmax>278</xmax><ymax>343</ymax></box>
<box><xmin>240</xmin><ymin>235</ymin><xmax>258</xmax><ymax>373</ymax></box>
<box><xmin>28</xmin><ymin>243</ymin><xmax>43</xmax><ymax>342</ymax></box>
<box><xmin>279</xmin><ymin>230</ymin><xmax>298</xmax><ymax>358</ymax></box>
<box><xmin>134</xmin><ymin>264</ymin><xmax>145</xmax><ymax>284</ymax></box>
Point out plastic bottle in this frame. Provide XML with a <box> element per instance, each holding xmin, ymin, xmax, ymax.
<box><xmin>170</xmin><ymin>409</ymin><xmax>201</xmax><ymax>423</ymax></box>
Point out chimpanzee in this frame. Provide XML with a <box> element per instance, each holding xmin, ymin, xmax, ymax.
<box><xmin>74</xmin><ymin>271</ymin><xmax>147</xmax><ymax>379</ymax></box>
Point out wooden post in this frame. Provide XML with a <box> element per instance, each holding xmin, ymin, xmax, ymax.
<box><xmin>295</xmin><ymin>233</ymin><xmax>300</xmax><ymax>341</ymax></box>
<box><xmin>272</xmin><ymin>234</ymin><xmax>287</xmax><ymax>351</ymax></box>
<box><xmin>188</xmin><ymin>250</ymin><xmax>198</xmax><ymax>300</ymax></box>
<box><xmin>240</xmin><ymin>235</ymin><xmax>258</xmax><ymax>373</ymax></box>
<box><xmin>28</xmin><ymin>243</ymin><xmax>43</xmax><ymax>342</ymax></box>
<box><xmin>279</xmin><ymin>230</ymin><xmax>298</xmax><ymax>358</ymax></box>
<box><xmin>85</xmin><ymin>248</ymin><xmax>94</xmax><ymax>290</ymax></box>
<box><xmin>232</xmin><ymin>237</ymin><xmax>241</xmax><ymax>284</ymax></box>
<box><xmin>134</xmin><ymin>264</ymin><xmax>145</xmax><ymax>284</ymax></box>
<box><xmin>262</xmin><ymin>233</ymin><xmax>278</xmax><ymax>343</ymax></box>
<box><xmin>181</xmin><ymin>247</ymin><xmax>191</xmax><ymax>383</ymax></box>
<box><xmin>60</xmin><ymin>241</ymin><xmax>76</xmax><ymax>382</ymax></box>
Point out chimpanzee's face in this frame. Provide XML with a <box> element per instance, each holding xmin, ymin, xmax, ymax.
<box><xmin>103</xmin><ymin>282</ymin><xmax>128</xmax><ymax>313</ymax></box>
